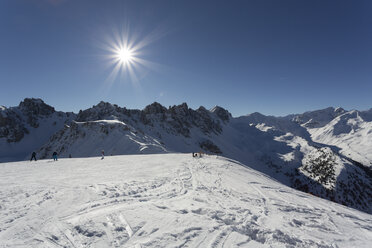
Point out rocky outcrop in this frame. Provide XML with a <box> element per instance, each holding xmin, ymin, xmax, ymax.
<box><xmin>0</xmin><ymin>109</ymin><xmax>28</xmax><ymax>142</ymax></box>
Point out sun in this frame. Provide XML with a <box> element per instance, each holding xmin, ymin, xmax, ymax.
<box><xmin>99</xmin><ymin>24</ymin><xmax>166</xmax><ymax>84</ymax></box>
<box><xmin>117</xmin><ymin>47</ymin><xmax>133</xmax><ymax>64</ymax></box>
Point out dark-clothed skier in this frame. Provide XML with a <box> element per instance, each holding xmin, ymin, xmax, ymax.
<box><xmin>52</xmin><ymin>151</ymin><xmax>58</xmax><ymax>161</ymax></box>
<box><xmin>30</xmin><ymin>152</ymin><xmax>37</xmax><ymax>161</ymax></box>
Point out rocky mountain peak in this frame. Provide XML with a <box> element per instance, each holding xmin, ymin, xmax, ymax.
<box><xmin>17</xmin><ymin>98</ymin><xmax>56</xmax><ymax>128</ymax></box>
<box><xmin>334</xmin><ymin>107</ymin><xmax>346</xmax><ymax>114</ymax></box>
<box><xmin>76</xmin><ymin>101</ymin><xmax>123</xmax><ymax>122</ymax></box>
<box><xmin>143</xmin><ymin>102</ymin><xmax>167</xmax><ymax>114</ymax></box>
<box><xmin>169</xmin><ymin>103</ymin><xmax>190</xmax><ymax>115</ymax></box>
<box><xmin>19</xmin><ymin>98</ymin><xmax>55</xmax><ymax>117</ymax></box>
<box><xmin>210</xmin><ymin>106</ymin><xmax>231</xmax><ymax>122</ymax></box>
<box><xmin>0</xmin><ymin>98</ymin><xmax>72</xmax><ymax>144</ymax></box>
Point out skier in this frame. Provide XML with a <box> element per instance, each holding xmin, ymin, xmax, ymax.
<box><xmin>52</xmin><ymin>151</ymin><xmax>58</xmax><ymax>161</ymax></box>
<box><xmin>30</xmin><ymin>151</ymin><xmax>37</xmax><ymax>161</ymax></box>
<box><xmin>101</xmin><ymin>150</ymin><xmax>104</xmax><ymax>160</ymax></box>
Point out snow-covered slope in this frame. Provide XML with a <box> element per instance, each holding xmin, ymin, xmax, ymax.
<box><xmin>0</xmin><ymin>98</ymin><xmax>75</xmax><ymax>162</ymax></box>
<box><xmin>1</xmin><ymin>99</ymin><xmax>372</xmax><ymax>215</ymax></box>
<box><xmin>1</xmin><ymin>154</ymin><xmax>371</xmax><ymax>247</ymax></box>
<box><xmin>226</xmin><ymin>118</ymin><xmax>372</xmax><ymax>214</ymax></box>
<box><xmin>38</xmin><ymin>120</ymin><xmax>168</xmax><ymax>159</ymax></box>
<box><xmin>303</xmin><ymin>109</ymin><xmax>372</xmax><ymax>167</ymax></box>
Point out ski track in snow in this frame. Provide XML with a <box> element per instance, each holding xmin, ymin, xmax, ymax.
<box><xmin>0</xmin><ymin>154</ymin><xmax>371</xmax><ymax>247</ymax></box>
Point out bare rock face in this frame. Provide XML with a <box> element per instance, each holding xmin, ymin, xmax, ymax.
<box><xmin>19</xmin><ymin>98</ymin><xmax>55</xmax><ymax>117</ymax></box>
<box><xmin>165</xmin><ymin>103</ymin><xmax>223</xmax><ymax>137</ymax></box>
<box><xmin>0</xmin><ymin>109</ymin><xmax>28</xmax><ymax>142</ymax></box>
<box><xmin>143</xmin><ymin>102</ymin><xmax>167</xmax><ymax>115</ymax></box>
<box><xmin>19</xmin><ymin>98</ymin><xmax>56</xmax><ymax>128</ymax></box>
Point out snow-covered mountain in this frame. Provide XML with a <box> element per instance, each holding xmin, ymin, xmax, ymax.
<box><xmin>294</xmin><ymin>108</ymin><xmax>372</xmax><ymax>167</ymax></box>
<box><xmin>0</xmin><ymin>98</ymin><xmax>75</xmax><ymax>162</ymax></box>
<box><xmin>38</xmin><ymin>120</ymin><xmax>168</xmax><ymax>159</ymax></box>
<box><xmin>1</xmin><ymin>154</ymin><xmax>371</xmax><ymax>247</ymax></box>
<box><xmin>1</xmin><ymin>99</ymin><xmax>372</xmax><ymax>214</ymax></box>
<box><xmin>292</xmin><ymin>107</ymin><xmax>347</xmax><ymax>128</ymax></box>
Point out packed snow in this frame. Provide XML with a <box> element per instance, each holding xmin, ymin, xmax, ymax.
<box><xmin>1</xmin><ymin>154</ymin><xmax>371</xmax><ymax>247</ymax></box>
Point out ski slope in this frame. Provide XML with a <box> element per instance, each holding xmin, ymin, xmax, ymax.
<box><xmin>0</xmin><ymin>154</ymin><xmax>371</xmax><ymax>247</ymax></box>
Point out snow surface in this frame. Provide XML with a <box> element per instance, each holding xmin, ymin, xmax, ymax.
<box><xmin>1</xmin><ymin>154</ymin><xmax>371</xmax><ymax>247</ymax></box>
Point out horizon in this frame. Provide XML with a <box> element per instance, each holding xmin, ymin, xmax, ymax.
<box><xmin>2</xmin><ymin>96</ymin><xmax>370</xmax><ymax>118</ymax></box>
<box><xmin>1</xmin><ymin>0</ymin><xmax>371</xmax><ymax>116</ymax></box>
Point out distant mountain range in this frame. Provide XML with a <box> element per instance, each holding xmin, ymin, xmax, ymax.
<box><xmin>1</xmin><ymin>98</ymin><xmax>372</xmax><ymax>214</ymax></box>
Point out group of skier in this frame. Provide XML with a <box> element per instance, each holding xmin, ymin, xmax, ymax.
<box><xmin>30</xmin><ymin>151</ymin><xmax>58</xmax><ymax>161</ymax></box>
<box><xmin>30</xmin><ymin>150</ymin><xmax>105</xmax><ymax>161</ymax></box>
<box><xmin>30</xmin><ymin>150</ymin><xmax>201</xmax><ymax>161</ymax></box>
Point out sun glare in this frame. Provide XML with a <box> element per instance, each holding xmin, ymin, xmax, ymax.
<box><xmin>100</xmin><ymin>24</ymin><xmax>166</xmax><ymax>85</ymax></box>
<box><xmin>117</xmin><ymin>48</ymin><xmax>133</xmax><ymax>64</ymax></box>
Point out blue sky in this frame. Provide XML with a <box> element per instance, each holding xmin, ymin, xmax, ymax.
<box><xmin>1</xmin><ymin>0</ymin><xmax>371</xmax><ymax>117</ymax></box>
